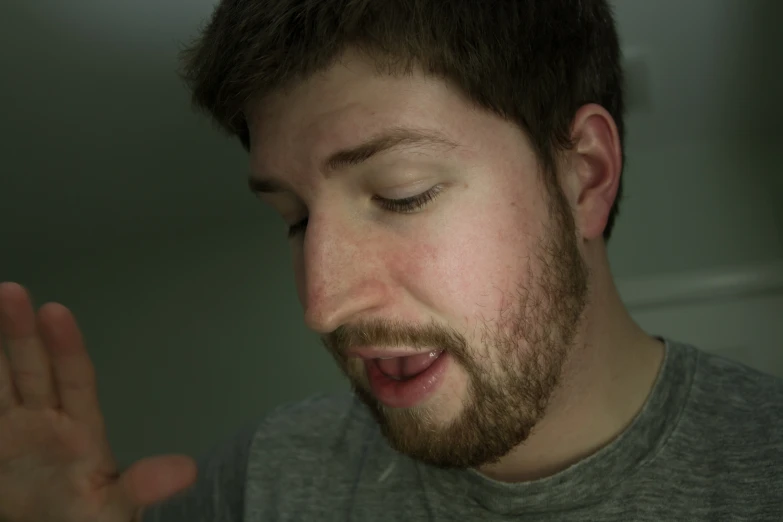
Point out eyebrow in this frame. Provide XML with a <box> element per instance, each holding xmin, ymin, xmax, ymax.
<box><xmin>248</xmin><ymin>127</ymin><xmax>459</xmax><ymax>194</ymax></box>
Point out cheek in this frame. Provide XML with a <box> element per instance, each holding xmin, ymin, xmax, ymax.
<box><xmin>392</xmin><ymin>233</ymin><xmax>520</xmax><ymax>328</ymax></box>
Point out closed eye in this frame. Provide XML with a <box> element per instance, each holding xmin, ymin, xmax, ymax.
<box><xmin>373</xmin><ymin>185</ymin><xmax>443</xmax><ymax>214</ymax></box>
<box><xmin>287</xmin><ymin>185</ymin><xmax>444</xmax><ymax>238</ymax></box>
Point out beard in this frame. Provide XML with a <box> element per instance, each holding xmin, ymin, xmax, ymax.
<box><xmin>321</xmin><ymin>182</ymin><xmax>589</xmax><ymax>469</ymax></box>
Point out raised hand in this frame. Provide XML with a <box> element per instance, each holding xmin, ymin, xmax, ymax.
<box><xmin>0</xmin><ymin>282</ymin><xmax>197</xmax><ymax>522</ymax></box>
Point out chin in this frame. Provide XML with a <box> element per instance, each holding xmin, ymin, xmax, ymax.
<box><xmin>418</xmin><ymin>378</ymin><xmax>468</xmax><ymax>424</ymax></box>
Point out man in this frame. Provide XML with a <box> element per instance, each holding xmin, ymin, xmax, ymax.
<box><xmin>0</xmin><ymin>0</ymin><xmax>781</xmax><ymax>521</ymax></box>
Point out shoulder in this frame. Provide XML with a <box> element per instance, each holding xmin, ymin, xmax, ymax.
<box><xmin>142</xmin><ymin>393</ymin><xmax>374</xmax><ymax>521</ymax></box>
<box><xmin>250</xmin><ymin>391</ymin><xmax>379</xmax><ymax>463</ymax></box>
<box><xmin>690</xmin><ymin>346</ymin><xmax>783</xmax><ymax>422</ymax></box>
<box><xmin>255</xmin><ymin>391</ymin><xmax>373</xmax><ymax>438</ymax></box>
<box><xmin>678</xmin><ymin>343</ymin><xmax>783</xmax><ymax>454</ymax></box>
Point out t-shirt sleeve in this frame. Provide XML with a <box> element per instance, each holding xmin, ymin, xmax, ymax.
<box><xmin>141</xmin><ymin>419</ymin><xmax>259</xmax><ymax>522</ymax></box>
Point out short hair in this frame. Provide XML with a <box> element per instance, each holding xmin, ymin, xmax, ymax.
<box><xmin>180</xmin><ymin>0</ymin><xmax>626</xmax><ymax>240</ymax></box>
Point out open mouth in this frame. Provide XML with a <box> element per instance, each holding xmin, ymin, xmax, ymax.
<box><xmin>374</xmin><ymin>349</ymin><xmax>444</xmax><ymax>380</ymax></box>
<box><xmin>364</xmin><ymin>349</ymin><xmax>449</xmax><ymax>408</ymax></box>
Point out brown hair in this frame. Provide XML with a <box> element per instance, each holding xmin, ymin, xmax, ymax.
<box><xmin>180</xmin><ymin>0</ymin><xmax>626</xmax><ymax>240</ymax></box>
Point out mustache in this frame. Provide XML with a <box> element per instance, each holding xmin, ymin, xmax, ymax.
<box><xmin>321</xmin><ymin>318</ymin><xmax>469</xmax><ymax>357</ymax></box>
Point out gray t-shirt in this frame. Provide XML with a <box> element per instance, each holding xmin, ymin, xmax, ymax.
<box><xmin>144</xmin><ymin>339</ymin><xmax>783</xmax><ymax>521</ymax></box>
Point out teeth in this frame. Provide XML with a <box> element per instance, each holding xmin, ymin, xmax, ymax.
<box><xmin>376</xmin><ymin>350</ymin><xmax>444</xmax><ymax>360</ymax></box>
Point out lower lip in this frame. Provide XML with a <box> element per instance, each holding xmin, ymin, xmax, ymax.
<box><xmin>364</xmin><ymin>351</ymin><xmax>450</xmax><ymax>409</ymax></box>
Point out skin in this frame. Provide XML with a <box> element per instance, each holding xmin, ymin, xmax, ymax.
<box><xmin>0</xmin><ymin>284</ymin><xmax>197</xmax><ymax>521</ymax></box>
<box><xmin>248</xmin><ymin>49</ymin><xmax>666</xmax><ymax>482</ymax></box>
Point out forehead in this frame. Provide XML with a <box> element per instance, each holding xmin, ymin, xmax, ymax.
<box><xmin>245</xmin><ymin>54</ymin><xmax>477</xmax><ymax>172</ymax></box>
<box><xmin>244</xmin><ymin>51</ymin><xmax>540</xmax><ymax>190</ymax></box>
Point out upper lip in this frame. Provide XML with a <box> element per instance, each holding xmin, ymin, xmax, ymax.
<box><xmin>346</xmin><ymin>347</ymin><xmax>444</xmax><ymax>360</ymax></box>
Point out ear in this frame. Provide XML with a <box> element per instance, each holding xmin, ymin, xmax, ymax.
<box><xmin>559</xmin><ymin>104</ymin><xmax>622</xmax><ymax>241</ymax></box>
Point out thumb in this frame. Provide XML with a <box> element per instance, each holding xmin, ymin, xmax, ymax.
<box><xmin>113</xmin><ymin>455</ymin><xmax>198</xmax><ymax>511</ymax></box>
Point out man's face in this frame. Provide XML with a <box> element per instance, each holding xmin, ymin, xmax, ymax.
<box><xmin>248</xmin><ymin>51</ymin><xmax>589</xmax><ymax>469</ymax></box>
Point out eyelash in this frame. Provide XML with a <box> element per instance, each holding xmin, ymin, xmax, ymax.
<box><xmin>287</xmin><ymin>185</ymin><xmax>443</xmax><ymax>238</ymax></box>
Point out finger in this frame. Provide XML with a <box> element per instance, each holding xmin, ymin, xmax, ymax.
<box><xmin>0</xmin><ymin>282</ymin><xmax>58</xmax><ymax>409</ymax></box>
<box><xmin>37</xmin><ymin>302</ymin><xmax>110</xmax><ymax>455</ymax></box>
<box><xmin>108</xmin><ymin>455</ymin><xmax>198</xmax><ymax>516</ymax></box>
<box><xmin>0</xmin><ymin>283</ymin><xmax>22</xmax><ymax>411</ymax></box>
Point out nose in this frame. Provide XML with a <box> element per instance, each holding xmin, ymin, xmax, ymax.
<box><xmin>298</xmin><ymin>211</ymin><xmax>389</xmax><ymax>334</ymax></box>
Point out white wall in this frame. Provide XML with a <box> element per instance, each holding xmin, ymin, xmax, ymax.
<box><xmin>609</xmin><ymin>138</ymin><xmax>783</xmax><ymax>278</ymax></box>
<box><xmin>621</xmin><ymin>262</ymin><xmax>783</xmax><ymax>376</ymax></box>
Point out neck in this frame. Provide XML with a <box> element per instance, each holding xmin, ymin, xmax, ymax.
<box><xmin>477</xmin><ymin>251</ymin><xmax>665</xmax><ymax>482</ymax></box>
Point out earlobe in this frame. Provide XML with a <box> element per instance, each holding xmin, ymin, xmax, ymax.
<box><xmin>568</xmin><ymin>104</ymin><xmax>622</xmax><ymax>241</ymax></box>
